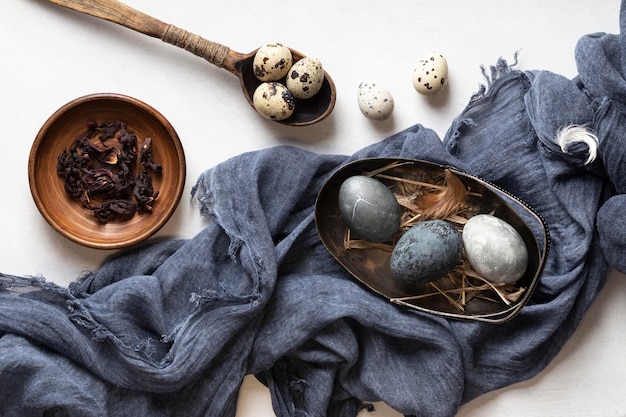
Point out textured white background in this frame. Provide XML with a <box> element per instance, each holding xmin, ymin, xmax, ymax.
<box><xmin>1</xmin><ymin>0</ymin><xmax>625</xmax><ymax>416</ymax></box>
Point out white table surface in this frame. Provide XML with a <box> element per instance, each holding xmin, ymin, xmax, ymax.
<box><xmin>2</xmin><ymin>0</ymin><xmax>625</xmax><ymax>416</ymax></box>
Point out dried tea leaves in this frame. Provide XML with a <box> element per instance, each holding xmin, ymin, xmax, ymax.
<box><xmin>56</xmin><ymin>119</ymin><xmax>161</xmax><ymax>223</ymax></box>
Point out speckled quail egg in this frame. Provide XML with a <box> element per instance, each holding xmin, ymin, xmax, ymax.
<box><xmin>253</xmin><ymin>43</ymin><xmax>293</xmax><ymax>81</ymax></box>
<box><xmin>357</xmin><ymin>82</ymin><xmax>394</xmax><ymax>120</ymax></box>
<box><xmin>412</xmin><ymin>52</ymin><xmax>448</xmax><ymax>96</ymax></box>
<box><xmin>252</xmin><ymin>82</ymin><xmax>295</xmax><ymax>121</ymax></box>
<box><xmin>286</xmin><ymin>57</ymin><xmax>325</xmax><ymax>99</ymax></box>
<box><xmin>390</xmin><ymin>220</ymin><xmax>463</xmax><ymax>284</ymax></box>
<box><xmin>462</xmin><ymin>214</ymin><xmax>528</xmax><ymax>284</ymax></box>
<box><xmin>338</xmin><ymin>175</ymin><xmax>401</xmax><ymax>243</ymax></box>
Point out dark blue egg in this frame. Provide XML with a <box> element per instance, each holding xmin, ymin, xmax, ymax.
<box><xmin>338</xmin><ymin>175</ymin><xmax>400</xmax><ymax>243</ymax></box>
<box><xmin>390</xmin><ymin>220</ymin><xmax>462</xmax><ymax>284</ymax></box>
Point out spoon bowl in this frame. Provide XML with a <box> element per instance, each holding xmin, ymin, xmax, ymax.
<box><xmin>224</xmin><ymin>47</ymin><xmax>336</xmax><ymax>125</ymax></box>
<box><xmin>46</xmin><ymin>0</ymin><xmax>336</xmax><ymax>126</ymax></box>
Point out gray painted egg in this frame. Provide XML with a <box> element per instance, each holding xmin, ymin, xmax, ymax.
<box><xmin>462</xmin><ymin>214</ymin><xmax>528</xmax><ymax>284</ymax></box>
<box><xmin>390</xmin><ymin>220</ymin><xmax>462</xmax><ymax>284</ymax></box>
<box><xmin>338</xmin><ymin>175</ymin><xmax>400</xmax><ymax>242</ymax></box>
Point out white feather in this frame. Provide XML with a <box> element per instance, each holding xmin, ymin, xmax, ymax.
<box><xmin>556</xmin><ymin>124</ymin><xmax>598</xmax><ymax>165</ymax></box>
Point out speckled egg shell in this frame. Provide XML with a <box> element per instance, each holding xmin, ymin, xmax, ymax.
<box><xmin>412</xmin><ymin>52</ymin><xmax>448</xmax><ymax>96</ymax></box>
<box><xmin>357</xmin><ymin>82</ymin><xmax>394</xmax><ymax>120</ymax></box>
<box><xmin>390</xmin><ymin>220</ymin><xmax>463</xmax><ymax>284</ymax></box>
<box><xmin>285</xmin><ymin>57</ymin><xmax>325</xmax><ymax>99</ymax></box>
<box><xmin>462</xmin><ymin>214</ymin><xmax>529</xmax><ymax>284</ymax></box>
<box><xmin>253</xmin><ymin>43</ymin><xmax>293</xmax><ymax>81</ymax></box>
<box><xmin>252</xmin><ymin>82</ymin><xmax>295</xmax><ymax>121</ymax></box>
<box><xmin>338</xmin><ymin>175</ymin><xmax>400</xmax><ymax>243</ymax></box>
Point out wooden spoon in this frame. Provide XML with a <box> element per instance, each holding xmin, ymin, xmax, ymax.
<box><xmin>45</xmin><ymin>0</ymin><xmax>336</xmax><ymax>126</ymax></box>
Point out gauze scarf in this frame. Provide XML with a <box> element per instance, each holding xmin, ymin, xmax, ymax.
<box><xmin>2</xmin><ymin>1</ymin><xmax>626</xmax><ymax>416</ymax></box>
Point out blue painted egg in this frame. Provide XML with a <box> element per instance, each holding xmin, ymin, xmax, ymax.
<box><xmin>462</xmin><ymin>214</ymin><xmax>528</xmax><ymax>284</ymax></box>
<box><xmin>338</xmin><ymin>175</ymin><xmax>400</xmax><ymax>243</ymax></box>
<box><xmin>390</xmin><ymin>220</ymin><xmax>462</xmax><ymax>284</ymax></box>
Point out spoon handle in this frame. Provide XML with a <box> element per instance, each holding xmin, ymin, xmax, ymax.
<box><xmin>46</xmin><ymin>0</ymin><xmax>231</xmax><ymax>69</ymax></box>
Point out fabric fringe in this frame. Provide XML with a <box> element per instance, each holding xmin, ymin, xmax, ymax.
<box><xmin>66</xmin><ymin>299</ymin><xmax>117</xmax><ymax>343</ymax></box>
<box><xmin>191</xmin><ymin>171</ymin><xmax>247</xmax><ymax>263</ymax></box>
<box><xmin>1</xmin><ymin>273</ymin><xmax>63</xmax><ymax>295</ymax></box>
<box><xmin>470</xmin><ymin>51</ymin><xmax>520</xmax><ymax>102</ymax></box>
<box><xmin>0</xmin><ymin>273</ymin><xmax>45</xmax><ymax>294</ymax></box>
<box><xmin>190</xmin><ymin>173</ymin><xmax>214</xmax><ymax>219</ymax></box>
<box><xmin>188</xmin><ymin>286</ymin><xmax>261</xmax><ymax>308</ymax></box>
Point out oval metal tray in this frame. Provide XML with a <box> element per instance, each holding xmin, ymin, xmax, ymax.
<box><xmin>314</xmin><ymin>158</ymin><xmax>550</xmax><ymax>323</ymax></box>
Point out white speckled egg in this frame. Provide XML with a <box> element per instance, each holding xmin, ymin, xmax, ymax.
<box><xmin>462</xmin><ymin>214</ymin><xmax>528</xmax><ymax>284</ymax></box>
<box><xmin>252</xmin><ymin>82</ymin><xmax>295</xmax><ymax>121</ymax></box>
<box><xmin>286</xmin><ymin>57</ymin><xmax>325</xmax><ymax>99</ymax></box>
<box><xmin>253</xmin><ymin>43</ymin><xmax>293</xmax><ymax>81</ymax></box>
<box><xmin>412</xmin><ymin>52</ymin><xmax>448</xmax><ymax>96</ymax></box>
<box><xmin>357</xmin><ymin>82</ymin><xmax>394</xmax><ymax>120</ymax></box>
<box><xmin>338</xmin><ymin>175</ymin><xmax>400</xmax><ymax>243</ymax></box>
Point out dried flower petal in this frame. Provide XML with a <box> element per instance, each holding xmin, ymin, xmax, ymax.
<box><xmin>85</xmin><ymin>198</ymin><xmax>137</xmax><ymax>223</ymax></box>
<box><xmin>134</xmin><ymin>170</ymin><xmax>159</xmax><ymax>212</ymax></box>
<box><xmin>117</xmin><ymin>122</ymin><xmax>138</xmax><ymax>164</ymax></box>
<box><xmin>139</xmin><ymin>137</ymin><xmax>162</xmax><ymax>174</ymax></box>
<box><xmin>96</xmin><ymin>119</ymin><xmax>122</xmax><ymax>140</ymax></box>
<box><xmin>57</xmin><ymin>120</ymin><xmax>162</xmax><ymax>223</ymax></box>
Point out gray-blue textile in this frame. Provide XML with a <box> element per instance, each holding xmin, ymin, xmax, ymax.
<box><xmin>2</xmin><ymin>2</ymin><xmax>626</xmax><ymax>416</ymax></box>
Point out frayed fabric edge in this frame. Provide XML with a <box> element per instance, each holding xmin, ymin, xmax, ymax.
<box><xmin>470</xmin><ymin>51</ymin><xmax>520</xmax><ymax>102</ymax></box>
<box><xmin>190</xmin><ymin>172</ymin><xmax>216</xmax><ymax>219</ymax></box>
<box><xmin>189</xmin><ymin>285</ymin><xmax>263</xmax><ymax>309</ymax></box>
<box><xmin>445</xmin><ymin>52</ymin><xmax>522</xmax><ymax>156</ymax></box>
<box><xmin>0</xmin><ymin>273</ymin><xmax>127</xmax><ymax>353</ymax></box>
<box><xmin>1</xmin><ymin>273</ymin><xmax>172</xmax><ymax>362</ymax></box>
<box><xmin>66</xmin><ymin>299</ymin><xmax>117</xmax><ymax>343</ymax></box>
<box><xmin>66</xmin><ymin>296</ymin><xmax>179</xmax><ymax>365</ymax></box>
<box><xmin>0</xmin><ymin>272</ymin><xmax>72</xmax><ymax>299</ymax></box>
<box><xmin>443</xmin><ymin>117</ymin><xmax>476</xmax><ymax>157</ymax></box>
<box><xmin>191</xmin><ymin>170</ymin><xmax>246</xmax><ymax>263</ymax></box>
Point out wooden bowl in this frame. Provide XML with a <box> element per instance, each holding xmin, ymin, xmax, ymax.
<box><xmin>29</xmin><ymin>93</ymin><xmax>186</xmax><ymax>249</ymax></box>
